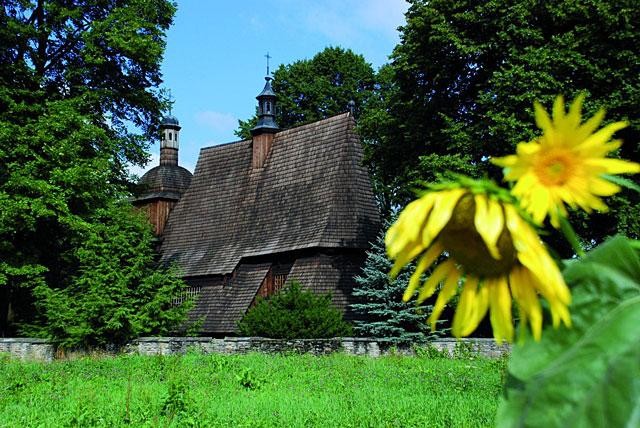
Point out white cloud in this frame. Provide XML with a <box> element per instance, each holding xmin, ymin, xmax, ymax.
<box><xmin>300</xmin><ymin>0</ymin><xmax>408</xmax><ymax>45</ymax></box>
<box><xmin>195</xmin><ymin>111</ymin><xmax>238</xmax><ymax>133</ymax></box>
<box><xmin>357</xmin><ymin>0</ymin><xmax>408</xmax><ymax>36</ymax></box>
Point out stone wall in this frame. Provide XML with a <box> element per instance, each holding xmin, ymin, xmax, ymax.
<box><xmin>1</xmin><ymin>337</ymin><xmax>510</xmax><ymax>362</ymax></box>
<box><xmin>0</xmin><ymin>338</ymin><xmax>54</xmax><ymax>362</ymax></box>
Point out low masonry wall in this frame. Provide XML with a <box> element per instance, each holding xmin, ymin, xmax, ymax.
<box><xmin>1</xmin><ymin>337</ymin><xmax>510</xmax><ymax>362</ymax></box>
<box><xmin>0</xmin><ymin>338</ymin><xmax>54</xmax><ymax>362</ymax></box>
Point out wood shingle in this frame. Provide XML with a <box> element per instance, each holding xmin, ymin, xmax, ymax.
<box><xmin>157</xmin><ymin>112</ymin><xmax>380</xmax><ymax>334</ymax></box>
<box><xmin>160</xmin><ymin>113</ymin><xmax>379</xmax><ymax>276</ymax></box>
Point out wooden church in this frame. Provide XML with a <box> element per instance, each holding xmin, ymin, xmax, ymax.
<box><xmin>134</xmin><ymin>76</ymin><xmax>380</xmax><ymax>335</ymax></box>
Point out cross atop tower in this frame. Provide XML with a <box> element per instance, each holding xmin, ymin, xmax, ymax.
<box><xmin>265</xmin><ymin>52</ymin><xmax>272</xmax><ymax>76</ymax></box>
<box><xmin>167</xmin><ymin>89</ymin><xmax>174</xmax><ymax>115</ymax></box>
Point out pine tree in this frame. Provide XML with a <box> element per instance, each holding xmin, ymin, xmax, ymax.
<box><xmin>351</xmin><ymin>223</ymin><xmax>438</xmax><ymax>344</ymax></box>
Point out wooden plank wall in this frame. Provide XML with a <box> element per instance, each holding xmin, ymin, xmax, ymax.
<box><xmin>139</xmin><ymin>200</ymin><xmax>176</xmax><ymax>235</ymax></box>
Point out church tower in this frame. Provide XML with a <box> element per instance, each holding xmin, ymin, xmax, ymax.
<box><xmin>160</xmin><ymin>115</ymin><xmax>181</xmax><ymax>165</ymax></box>
<box><xmin>251</xmin><ymin>56</ymin><xmax>279</xmax><ymax>169</ymax></box>
<box><xmin>134</xmin><ymin>114</ymin><xmax>193</xmax><ymax>236</ymax></box>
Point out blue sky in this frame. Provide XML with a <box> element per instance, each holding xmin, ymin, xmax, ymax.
<box><xmin>131</xmin><ymin>0</ymin><xmax>408</xmax><ymax>176</ymax></box>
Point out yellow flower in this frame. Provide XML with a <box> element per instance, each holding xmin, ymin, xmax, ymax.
<box><xmin>493</xmin><ymin>95</ymin><xmax>640</xmax><ymax>227</ymax></box>
<box><xmin>386</xmin><ymin>185</ymin><xmax>571</xmax><ymax>342</ymax></box>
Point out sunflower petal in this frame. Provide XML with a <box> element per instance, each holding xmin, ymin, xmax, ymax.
<box><xmin>423</xmin><ymin>189</ymin><xmax>466</xmax><ymax>242</ymax></box>
<box><xmin>417</xmin><ymin>258</ymin><xmax>454</xmax><ymax>304</ymax></box>
<box><xmin>452</xmin><ymin>277</ymin><xmax>478</xmax><ymax>337</ymax></box>
<box><xmin>509</xmin><ymin>267</ymin><xmax>543</xmax><ymax>341</ymax></box>
<box><xmin>488</xmin><ymin>276</ymin><xmax>514</xmax><ymax>343</ymax></box>
<box><xmin>590</xmin><ymin>177</ymin><xmax>620</xmax><ymax>196</ymax></box>
<box><xmin>586</xmin><ymin>158</ymin><xmax>640</xmax><ymax>175</ymax></box>
<box><xmin>403</xmin><ymin>242</ymin><xmax>443</xmax><ymax>301</ymax></box>
<box><xmin>552</xmin><ymin>95</ymin><xmax>565</xmax><ymax>124</ymax></box>
<box><xmin>428</xmin><ymin>263</ymin><xmax>461</xmax><ymax>330</ymax></box>
<box><xmin>385</xmin><ymin>194</ymin><xmax>434</xmax><ymax>258</ymax></box>
<box><xmin>534</xmin><ymin>101</ymin><xmax>552</xmax><ymax>132</ymax></box>
<box><xmin>579</xmin><ymin>121</ymin><xmax>628</xmax><ymax>151</ymax></box>
<box><xmin>474</xmin><ymin>195</ymin><xmax>505</xmax><ymax>260</ymax></box>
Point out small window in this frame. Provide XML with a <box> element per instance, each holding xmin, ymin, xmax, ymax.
<box><xmin>175</xmin><ymin>133</ymin><xmax>178</xmax><ymax>142</ymax></box>
<box><xmin>169</xmin><ymin>132</ymin><xmax>172</xmax><ymax>140</ymax></box>
<box><xmin>173</xmin><ymin>286</ymin><xmax>201</xmax><ymax>305</ymax></box>
<box><xmin>274</xmin><ymin>274</ymin><xmax>286</xmax><ymax>291</ymax></box>
<box><xmin>266</xmin><ymin>101</ymin><xmax>271</xmax><ymax>113</ymax></box>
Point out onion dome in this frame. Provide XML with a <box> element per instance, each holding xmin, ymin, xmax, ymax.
<box><xmin>135</xmin><ymin>165</ymin><xmax>192</xmax><ymax>203</ymax></box>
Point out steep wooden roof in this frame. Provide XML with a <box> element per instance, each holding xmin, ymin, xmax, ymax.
<box><xmin>188</xmin><ymin>263</ymin><xmax>271</xmax><ymax>334</ymax></box>
<box><xmin>159</xmin><ymin>113</ymin><xmax>380</xmax><ymax>276</ymax></box>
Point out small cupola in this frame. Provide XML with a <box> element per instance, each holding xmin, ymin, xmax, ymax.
<box><xmin>250</xmin><ymin>73</ymin><xmax>279</xmax><ymax>169</ymax></box>
<box><xmin>251</xmin><ymin>76</ymin><xmax>279</xmax><ymax>136</ymax></box>
<box><xmin>133</xmin><ymin>112</ymin><xmax>192</xmax><ymax>236</ymax></box>
<box><xmin>160</xmin><ymin>115</ymin><xmax>181</xmax><ymax>166</ymax></box>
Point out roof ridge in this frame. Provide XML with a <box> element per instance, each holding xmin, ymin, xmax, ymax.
<box><xmin>275</xmin><ymin>112</ymin><xmax>352</xmax><ymax>136</ymax></box>
<box><xmin>201</xmin><ymin>138</ymin><xmax>251</xmax><ymax>152</ymax></box>
<box><xmin>199</xmin><ymin>112</ymin><xmax>354</xmax><ymax>152</ymax></box>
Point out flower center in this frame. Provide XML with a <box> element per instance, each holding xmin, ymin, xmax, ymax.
<box><xmin>438</xmin><ymin>194</ymin><xmax>517</xmax><ymax>278</ymax></box>
<box><xmin>536</xmin><ymin>151</ymin><xmax>574</xmax><ymax>186</ymax></box>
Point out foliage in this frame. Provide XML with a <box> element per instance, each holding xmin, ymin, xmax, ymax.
<box><xmin>375</xmin><ymin>0</ymin><xmax>640</xmax><ymax>245</ymax></box>
<box><xmin>235</xmin><ymin>46</ymin><xmax>377</xmax><ymax>139</ymax></box>
<box><xmin>0</xmin><ymin>1</ymin><xmax>188</xmax><ymax>340</ymax></box>
<box><xmin>22</xmin><ymin>203</ymin><xmax>191</xmax><ymax>349</ymax></box>
<box><xmin>0</xmin><ymin>352</ymin><xmax>503</xmax><ymax>426</ymax></box>
<box><xmin>237</xmin><ymin>281</ymin><xmax>352</xmax><ymax>339</ymax></box>
<box><xmin>351</xmin><ymin>222</ymin><xmax>437</xmax><ymax>343</ymax></box>
<box><xmin>498</xmin><ymin>236</ymin><xmax>640</xmax><ymax>427</ymax></box>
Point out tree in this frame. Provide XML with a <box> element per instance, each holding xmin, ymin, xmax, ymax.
<box><xmin>25</xmin><ymin>203</ymin><xmax>191</xmax><ymax>349</ymax></box>
<box><xmin>373</xmin><ymin>0</ymin><xmax>639</xmax><ymax>246</ymax></box>
<box><xmin>350</xmin><ymin>223</ymin><xmax>437</xmax><ymax>343</ymax></box>
<box><xmin>0</xmin><ymin>1</ymin><xmax>187</xmax><ymax>340</ymax></box>
<box><xmin>237</xmin><ymin>281</ymin><xmax>352</xmax><ymax>339</ymax></box>
<box><xmin>236</xmin><ymin>46</ymin><xmax>377</xmax><ymax>139</ymax></box>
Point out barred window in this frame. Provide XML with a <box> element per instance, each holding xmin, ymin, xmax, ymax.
<box><xmin>173</xmin><ymin>286</ymin><xmax>201</xmax><ymax>305</ymax></box>
<box><xmin>274</xmin><ymin>274</ymin><xmax>287</xmax><ymax>291</ymax></box>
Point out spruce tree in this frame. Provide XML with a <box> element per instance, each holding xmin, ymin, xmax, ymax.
<box><xmin>351</xmin><ymin>223</ymin><xmax>438</xmax><ymax>344</ymax></box>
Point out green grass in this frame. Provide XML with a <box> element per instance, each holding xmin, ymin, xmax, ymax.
<box><xmin>0</xmin><ymin>351</ymin><xmax>505</xmax><ymax>427</ymax></box>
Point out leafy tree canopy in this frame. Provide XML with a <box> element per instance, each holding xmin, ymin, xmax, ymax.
<box><xmin>0</xmin><ymin>0</ymin><xmax>187</xmax><ymax>341</ymax></box>
<box><xmin>236</xmin><ymin>46</ymin><xmax>377</xmax><ymax>139</ymax></box>
<box><xmin>372</xmin><ymin>0</ymin><xmax>639</xmax><ymax>245</ymax></box>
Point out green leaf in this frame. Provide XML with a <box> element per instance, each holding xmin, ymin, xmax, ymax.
<box><xmin>498</xmin><ymin>236</ymin><xmax>640</xmax><ymax>428</ymax></box>
<box><xmin>602</xmin><ymin>174</ymin><xmax>640</xmax><ymax>194</ymax></box>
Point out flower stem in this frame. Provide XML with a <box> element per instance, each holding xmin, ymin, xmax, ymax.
<box><xmin>558</xmin><ymin>215</ymin><xmax>586</xmax><ymax>258</ymax></box>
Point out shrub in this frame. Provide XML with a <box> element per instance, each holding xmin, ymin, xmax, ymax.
<box><xmin>237</xmin><ymin>281</ymin><xmax>352</xmax><ymax>338</ymax></box>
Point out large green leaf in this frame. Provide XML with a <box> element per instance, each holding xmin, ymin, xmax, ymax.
<box><xmin>498</xmin><ymin>236</ymin><xmax>640</xmax><ymax>428</ymax></box>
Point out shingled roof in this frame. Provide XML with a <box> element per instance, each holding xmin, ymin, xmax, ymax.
<box><xmin>159</xmin><ymin>112</ymin><xmax>380</xmax><ymax>276</ymax></box>
<box><xmin>188</xmin><ymin>263</ymin><xmax>271</xmax><ymax>334</ymax></box>
<box><xmin>135</xmin><ymin>165</ymin><xmax>192</xmax><ymax>202</ymax></box>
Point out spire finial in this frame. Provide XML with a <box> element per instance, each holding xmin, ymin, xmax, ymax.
<box><xmin>265</xmin><ymin>52</ymin><xmax>272</xmax><ymax>76</ymax></box>
<box><xmin>167</xmin><ymin>89</ymin><xmax>174</xmax><ymax>115</ymax></box>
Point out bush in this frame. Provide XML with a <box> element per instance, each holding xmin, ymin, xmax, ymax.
<box><xmin>237</xmin><ymin>281</ymin><xmax>352</xmax><ymax>338</ymax></box>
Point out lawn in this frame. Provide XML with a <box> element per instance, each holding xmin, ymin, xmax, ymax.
<box><xmin>0</xmin><ymin>351</ymin><xmax>505</xmax><ymax>427</ymax></box>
